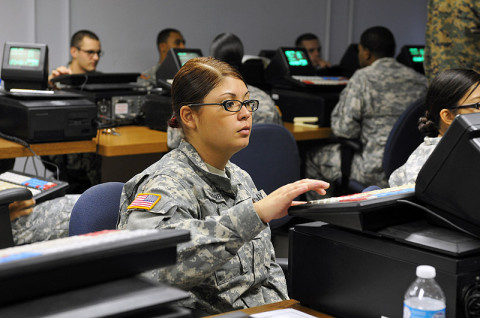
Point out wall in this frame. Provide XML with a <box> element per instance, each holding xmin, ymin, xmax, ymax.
<box><xmin>0</xmin><ymin>0</ymin><xmax>428</xmax><ymax>74</ymax></box>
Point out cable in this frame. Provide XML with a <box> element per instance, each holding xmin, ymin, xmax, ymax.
<box><xmin>0</xmin><ymin>130</ymin><xmax>60</xmax><ymax>180</ymax></box>
<box><xmin>79</xmin><ymin>73</ymin><xmax>88</xmax><ymax>91</ymax></box>
<box><xmin>398</xmin><ymin>199</ymin><xmax>479</xmax><ymax>237</ymax></box>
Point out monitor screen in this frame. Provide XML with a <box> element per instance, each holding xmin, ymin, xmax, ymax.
<box><xmin>265</xmin><ymin>47</ymin><xmax>316</xmax><ymax>81</ymax></box>
<box><xmin>1</xmin><ymin>42</ymin><xmax>48</xmax><ymax>90</ymax></box>
<box><xmin>408</xmin><ymin>46</ymin><xmax>425</xmax><ymax>63</ymax></box>
<box><xmin>283</xmin><ymin>49</ymin><xmax>309</xmax><ymax>67</ymax></box>
<box><xmin>8</xmin><ymin>47</ymin><xmax>41</xmax><ymax>67</ymax></box>
<box><xmin>156</xmin><ymin>48</ymin><xmax>203</xmax><ymax>87</ymax></box>
<box><xmin>176</xmin><ymin>51</ymin><xmax>201</xmax><ymax>66</ymax></box>
<box><xmin>397</xmin><ymin>45</ymin><xmax>425</xmax><ymax>74</ymax></box>
<box><xmin>415</xmin><ymin>112</ymin><xmax>480</xmax><ymax>237</ymax></box>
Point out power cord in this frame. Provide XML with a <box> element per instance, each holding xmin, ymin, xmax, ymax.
<box><xmin>0</xmin><ymin>131</ymin><xmax>60</xmax><ymax>180</ymax></box>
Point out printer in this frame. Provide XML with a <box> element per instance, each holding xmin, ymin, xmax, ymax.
<box><xmin>0</xmin><ymin>91</ymin><xmax>97</xmax><ymax>143</ymax></box>
<box><xmin>288</xmin><ymin>112</ymin><xmax>480</xmax><ymax>318</ymax></box>
<box><xmin>0</xmin><ymin>41</ymin><xmax>97</xmax><ymax>143</ymax></box>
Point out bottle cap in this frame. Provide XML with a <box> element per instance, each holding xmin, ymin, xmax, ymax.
<box><xmin>416</xmin><ymin>265</ymin><xmax>436</xmax><ymax>279</ymax></box>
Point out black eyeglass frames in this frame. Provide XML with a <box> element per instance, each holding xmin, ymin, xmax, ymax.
<box><xmin>187</xmin><ymin>99</ymin><xmax>259</xmax><ymax>112</ymax></box>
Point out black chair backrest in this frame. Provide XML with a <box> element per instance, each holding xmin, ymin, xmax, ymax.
<box><xmin>383</xmin><ymin>97</ymin><xmax>426</xmax><ymax>178</ymax></box>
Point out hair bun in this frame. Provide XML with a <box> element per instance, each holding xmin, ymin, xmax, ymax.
<box><xmin>168</xmin><ymin>116</ymin><xmax>180</xmax><ymax>128</ymax></box>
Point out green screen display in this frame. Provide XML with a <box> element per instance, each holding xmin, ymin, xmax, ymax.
<box><xmin>9</xmin><ymin>47</ymin><xmax>41</xmax><ymax>67</ymax></box>
<box><xmin>176</xmin><ymin>52</ymin><xmax>200</xmax><ymax>66</ymax></box>
<box><xmin>409</xmin><ymin>47</ymin><xmax>424</xmax><ymax>63</ymax></box>
<box><xmin>284</xmin><ymin>50</ymin><xmax>309</xmax><ymax>67</ymax></box>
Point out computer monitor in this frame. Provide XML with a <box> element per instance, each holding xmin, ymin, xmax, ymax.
<box><xmin>265</xmin><ymin>47</ymin><xmax>316</xmax><ymax>82</ymax></box>
<box><xmin>396</xmin><ymin>45</ymin><xmax>425</xmax><ymax>75</ymax></box>
<box><xmin>1</xmin><ymin>42</ymin><xmax>48</xmax><ymax>90</ymax></box>
<box><xmin>156</xmin><ymin>48</ymin><xmax>203</xmax><ymax>87</ymax></box>
<box><xmin>415</xmin><ymin>112</ymin><xmax>480</xmax><ymax>237</ymax></box>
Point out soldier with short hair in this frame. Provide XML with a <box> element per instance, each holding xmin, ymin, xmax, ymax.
<box><xmin>305</xmin><ymin>26</ymin><xmax>427</xmax><ymax>197</ymax></box>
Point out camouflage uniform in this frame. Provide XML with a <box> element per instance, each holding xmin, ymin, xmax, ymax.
<box><xmin>305</xmin><ymin>58</ymin><xmax>427</xmax><ymax>197</ymax></box>
<box><xmin>137</xmin><ymin>64</ymin><xmax>159</xmax><ymax>90</ymax></box>
<box><xmin>11</xmin><ymin>194</ymin><xmax>79</xmax><ymax>245</ymax></box>
<box><xmin>424</xmin><ymin>0</ymin><xmax>480</xmax><ymax>83</ymax></box>
<box><xmin>117</xmin><ymin>140</ymin><xmax>288</xmax><ymax>314</ymax></box>
<box><xmin>389</xmin><ymin>137</ymin><xmax>441</xmax><ymax>187</ymax></box>
<box><xmin>167</xmin><ymin>85</ymin><xmax>282</xmax><ymax>149</ymax></box>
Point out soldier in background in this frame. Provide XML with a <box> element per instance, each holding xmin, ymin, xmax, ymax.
<box><xmin>305</xmin><ymin>26</ymin><xmax>427</xmax><ymax>198</ymax></box>
<box><xmin>424</xmin><ymin>0</ymin><xmax>480</xmax><ymax>83</ymax></box>
<box><xmin>137</xmin><ymin>28</ymin><xmax>185</xmax><ymax>89</ymax></box>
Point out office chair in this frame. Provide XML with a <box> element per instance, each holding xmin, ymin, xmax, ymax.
<box><xmin>383</xmin><ymin>97</ymin><xmax>425</xmax><ymax>179</ymax></box>
<box><xmin>231</xmin><ymin>123</ymin><xmax>300</xmax><ymax>283</ymax></box>
<box><xmin>241</xmin><ymin>58</ymin><xmax>271</xmax><ymax>92</ymax></box>
<box><xmin>69</xmin><ymin>182</ymin><xmax>124</xmax><ymax>236</ymax></box>
<box><xmin>230</xmin><ymin>123</ymin><xmax>301</xmax><ymax>229</ymax></box>
<box><xmin>339</xmin><ymin>43</ymin><xmax>359</xmax><ymax>78</ymax></box>
<box><xmin>0</xmin><ymin>187</ymin><xmax>32</xmax><ymax>248</ymax></box>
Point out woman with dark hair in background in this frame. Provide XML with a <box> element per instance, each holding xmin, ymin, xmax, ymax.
<box><xmin>389</xmin><ymin>68</ymin><xmax>480</xmax><ymax>187</ymax></box>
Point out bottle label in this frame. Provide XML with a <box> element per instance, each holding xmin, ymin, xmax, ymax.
<box><xmin>403</xmin><ymin>304</ymin><xmax>445</xmax><ymax>318</ymax></box>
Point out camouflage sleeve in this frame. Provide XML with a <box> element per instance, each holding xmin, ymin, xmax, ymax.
<box><xmin>388</xmin><ymin>139</ymin><xmax>437</xmax><ymax>187</ymax></box>
<box><xmin>330</xmin><ymin>74</ymin><xmax>364</xmax><ymax>139</ymax></box>
<box><xmin>125</xmin><ymin>174</ymin><xmax>267</xmax><ymax>290</ymax></box>
<box><xmin>11</xmin><ymin>194</ymin><xmax>79</xmax><ymax>245</ymax></box>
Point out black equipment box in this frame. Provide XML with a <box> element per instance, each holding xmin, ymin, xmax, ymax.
<box><xmin>0</xmin><ymin>93</ymin><xmax>97</xmax><ymax>143</ymax></box>
<box><xmin>289</xmin><ymin>221</ymin><xmax>480</xmax><ymax>318</ymax></box>
<box><xmin>271</xmin><ymin>88</ymin><xmax>338</xmax><ymax>125</ymax></box>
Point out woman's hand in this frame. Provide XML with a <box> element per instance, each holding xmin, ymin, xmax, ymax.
<box><xmin>9</xmin><ymin>198</ymin><xmax>36</xmax><ymax>221</ymax></box>
<box><xmin>253</xmin><ymin>179</ymin><xmax>329</xmax><ymax>223</ymax></box>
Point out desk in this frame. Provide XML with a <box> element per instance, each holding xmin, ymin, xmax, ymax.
<box><xmin>205</xmin><ymin>299</ymin><xmax>334</xmax><ymax>317</ymax></box>
<box><xmin>96</xmin><ymin>126</ymin><xmax>168</xmax><ymax>157</ymax></box>
<box><xmin>0</xmin><ymin>124</ymin><xmax>331</xmax><ymax>160</ymax></box>
<box><xmin>97</xmin><ymin>124</ymin><xmax>331</xmax><ymax>157</ymax></box>
<box><xmin>0</xmin><ymin>137</ymin><xmax>96</xmax><ymax>159</ymax></box>
<box><xmin>283</xmin><ymin>122</ymin><xmax>332</xmax><ymax>141</ymax></box>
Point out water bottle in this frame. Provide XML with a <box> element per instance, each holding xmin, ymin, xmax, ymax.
<box><xmin>403</xmin><ymin>265</ymin><xmax>446</xmax><ymax>318</ymax></box>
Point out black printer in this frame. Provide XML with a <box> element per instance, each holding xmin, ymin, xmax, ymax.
<box><xmin>0</xmin><ymin>91</ymin><xmax>97</xmax><ymax>143</ymax></box>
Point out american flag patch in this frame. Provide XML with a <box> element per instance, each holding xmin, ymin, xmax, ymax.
<box><xmin>127</xmin><ymin>193</ymin><xmax>161</xmax><ymax>210</ymax></box>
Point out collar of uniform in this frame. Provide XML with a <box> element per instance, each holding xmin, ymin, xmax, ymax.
<box><xmin>178</xmin><ymin>140</ymin><xmax>236</xmax><ymax>195</ymax></box>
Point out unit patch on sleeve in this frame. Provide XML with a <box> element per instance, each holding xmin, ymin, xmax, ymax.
<box><xmin>127</xmin><ymin>193</ymin><xmax>161</xmax><ymax>210</ymax></box>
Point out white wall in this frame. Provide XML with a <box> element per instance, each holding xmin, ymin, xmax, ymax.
<box><xmin>0</xmin><ymin>0</ymin><xmax>428</xmax><ymax>74</ymax></box>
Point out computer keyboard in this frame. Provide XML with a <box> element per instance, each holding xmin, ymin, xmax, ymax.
<box><xmin>0</xmin><ymin>171</ymin><xmax>68</xmax><ymax>203</ymax></box>
<box><xmin>289</xmin><ymin>184</ymin><xmax>419</xmax><ymax>231</ymax></box>
<box><xmin>291</xmin><ymin>75</ymin><xmax>349</xmax><ymax>86</ymax></box>
<box><xmin>0</xmin><ymin>228</ymin><xmax>190</xmax><ymax>305</ymax></box>
<box><xmin>306</xmin><ymin>183</ymin><xmax>415</xmax><ymax>210</ymax></box>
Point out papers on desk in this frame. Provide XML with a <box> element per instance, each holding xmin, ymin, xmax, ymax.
<box><xmin>251</xmin><ymin>308</ymin><xmax>317</xmax><ymax>318</ymax></box>
<box><xmin>293</xmin><ymin>117</ymin><xmax>319</xmax><ymax>128</ymax></box>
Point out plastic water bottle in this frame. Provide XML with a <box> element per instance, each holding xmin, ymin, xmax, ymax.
<box><xmin>403</xmin><ymin>265</ymin><xmax>446</xmax><ymax>318</ymax></box>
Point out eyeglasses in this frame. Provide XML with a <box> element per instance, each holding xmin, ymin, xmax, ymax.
<box><xmin>76</xmin><ymin>47</ymin><xmax>104</xmax><ymax>57</ymax></box>
<box><xmin>446</xmin><ymin>102</ymin><xmax>480</xmax><ymax>110</ymax></box>
<box><xmin>187</xmin><ymin>99</ymin><xmax>259</xmax><ymax>112</ymax></box>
